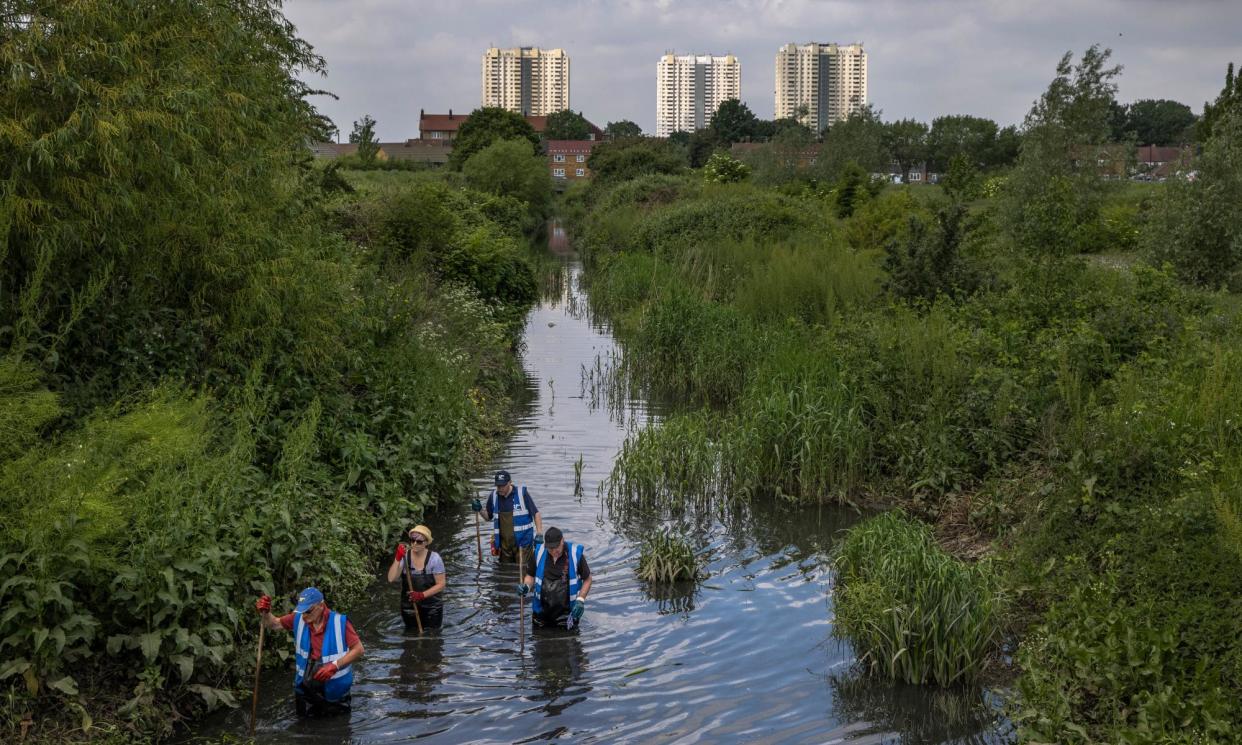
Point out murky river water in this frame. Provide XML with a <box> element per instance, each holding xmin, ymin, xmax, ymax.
<box><xmin>190</xmin><ymin>250</ymin><xmax>1012</xmax><ymax>744</ymax></box>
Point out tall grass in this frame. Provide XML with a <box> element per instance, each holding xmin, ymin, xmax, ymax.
<box><xmin>832</xmin><ymin>511</ymin><xmax>1004</xmax><ymax>686</ymax></box>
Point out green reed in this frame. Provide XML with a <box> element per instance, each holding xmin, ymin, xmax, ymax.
<box><xmin>636</xmin><ymin>530</ymin><xmax>701</xmax><ymax>583</ymax></box>
<box><xmin>832</xmin><ymin>510</ymin><xmax>1003</xmax><ymax>687</ymax></box>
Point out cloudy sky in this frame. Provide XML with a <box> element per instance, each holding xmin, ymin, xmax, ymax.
<box><xmin>283</xmin><ymin>0</ymin><xmax>1242</xmax><ymax>141</ymax></box>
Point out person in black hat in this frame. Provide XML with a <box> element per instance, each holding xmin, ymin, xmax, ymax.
<box><xmin>518</xmin><ymin>527</ymin><xmax>591</xmax><ymax>629</ymax></box>
<box><xmin>471</xmin><ymin>470</ymin><xmax>543</xmax><ymax>563</ymax></box>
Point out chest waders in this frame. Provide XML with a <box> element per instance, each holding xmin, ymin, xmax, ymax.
<box><xmin>401</xmin><ymin>551</ymin><xmax>444</xmax><ymax>630</ymax></box>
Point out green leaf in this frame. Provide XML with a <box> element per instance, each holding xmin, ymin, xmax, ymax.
<box><xmin>0</xmin><ymin>658</ymin><xmax>31</xmax><ymax>680</ymax></box>
<box><xmin>139</xmin><ymin>631</ymin><xmax>162</xmax><ymax>663</ymax></box>
<box><xmin>47</xmin><ymin>675</ymin><xmax>79</xmax><ymax>696</ymax></box>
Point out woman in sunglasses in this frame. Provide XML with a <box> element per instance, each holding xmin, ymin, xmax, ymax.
<box><xmin>387</xmin><ymin>524</ymin><xmax>446</xmax><ymax>630</ymax></box>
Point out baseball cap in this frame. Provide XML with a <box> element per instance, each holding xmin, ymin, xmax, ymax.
<box><xmin>494</xmin><ymin>470</ymin><xmax>511</xmax><ymax>486</ymax></box>
<box><xmin>543</xmin><ymin>526</ymin><xmax>563</xmax><ymax>547</ymax></box>
<box><xmin>294</xmin><ymin>587</ymin><xmax>324</xmax><ymax>613</ymax></box>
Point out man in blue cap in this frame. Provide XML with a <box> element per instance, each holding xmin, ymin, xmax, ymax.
<box><xmin>472</xmin><ymin>470</ymin><xmax>544</xmax><ymax>563</ymax></box>
<box><xmin>255</xmin><ymin>587</ymin><xmax>364</xmax><ymax>717</ymax></box>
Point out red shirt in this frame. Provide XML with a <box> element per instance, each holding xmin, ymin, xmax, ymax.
<box><xmin>277</xmin><ymin>608</ymin><xmax>360</xmax><ymax>660</ymax></box>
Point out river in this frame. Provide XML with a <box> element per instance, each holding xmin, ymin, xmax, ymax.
<box><xmin>188</xmin><ymin>249</ymin><xmax>1012</xmax><ymax>743</ymax></box>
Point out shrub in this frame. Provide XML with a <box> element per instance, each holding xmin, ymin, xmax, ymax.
<box><xmin>702</xmin><ymin>151</ymin><xmax>750</xmax><ymax>183</ymax></box>
<box><xmin>832</xmin><ymin>511</ymin><xmax>1004</xmax><ymax>686</ymax></box>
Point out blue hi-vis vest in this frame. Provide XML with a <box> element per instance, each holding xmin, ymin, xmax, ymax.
<box><xmin>533</xmin><ymin>542</ymin><xmax>584</xmax><ymax>628</ymax></box>
<box><xmin>489</xmin><ymin>485</ymin><xmax>535</xmax><ymax>549</ymax></box>
<box><xmin>293</xmin><ymin>610</ymin><xmax>354</xmax><ymax>702</ymax></box>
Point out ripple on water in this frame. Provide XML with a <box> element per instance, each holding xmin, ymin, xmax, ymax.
<box><xmin>185</xmin><ymin>261</ymin><xmax>1012</xmax><ymax>745</ymax></box>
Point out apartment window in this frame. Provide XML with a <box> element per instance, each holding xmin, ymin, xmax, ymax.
<box><xmin>553</xmin><ymin>168</ymin><xmax>565</xmax><ymax>177</ymax></box>
<box><xmin>576</xmin><ymin>168</ymin><xmax>585</xmax><ymax>177</ymax></box>
<box><xmin>553</xmin><ymin>154</ymin><xmax>565</xmax><ymax>163</ymax></box>
<box><xmin>576</xmin><ymin>154</ymin><xmax>585</xmax><ymax>163</ymax></box>
<box><xmin>909</xmin><ymin>171</ymin><xmax>922</xmax><ymax>182</ymax></box>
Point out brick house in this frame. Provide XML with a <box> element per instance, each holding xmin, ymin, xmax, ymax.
<box><xmin>309</xmin><ymin>142</ymin><xmax>388</xmax><ymax>160</ymax></box>
<box><xmin>419</xmin><ymin>109</ymin><xmax>603</xmax><ymax>142</ymax></box>
<box><xmin>1134</xmin><ymin>144</ymin><xmax>1195</xmax><ymax>180</ymax></box>
<box><xmin>546</xmin><ymin>140</ymin><xmax>600</xmax><ymax>182</ymax></box>
<box><xmin>377</xmin><ymin>140</ymin><xmax>452</xmax><ymax>167</ymax></box>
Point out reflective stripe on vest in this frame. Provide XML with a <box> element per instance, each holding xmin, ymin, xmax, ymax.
<box><xmin>532</xmin><ymin>542</ymin><xmax>583</xmax><ymax>628</ymax></box>
<box><xmin>293</xmin><ymin>610</ymin><xmax>355</xmax><ymax>702</ymax></box>
<box><xmin>490</xmin><ymin>485</ymin><xmax>535</xmax><ymax>549</ymax></box>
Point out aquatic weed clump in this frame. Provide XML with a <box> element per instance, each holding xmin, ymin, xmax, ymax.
<box><xmin>636</xmin><ymin>530</ymin><xmax>701</xmax><ymax>583</ymax></box>
<box><xmin>832</xmin><ymin>510</ymin><xmax>1003</xmax><ymax>687</ymax></box>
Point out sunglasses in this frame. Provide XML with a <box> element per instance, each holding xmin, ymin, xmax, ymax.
<box><xmin>408</xmin><ymin>536</ymin><xmax>426</xmax><ymax>544</ymax></box>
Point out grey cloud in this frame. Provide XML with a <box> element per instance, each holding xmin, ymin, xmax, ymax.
<box><xmin>285</xmin><ymin>0</ymin><xmax>1242</xmax><ymax>140</ymax></box>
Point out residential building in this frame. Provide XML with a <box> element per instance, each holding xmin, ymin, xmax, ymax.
<box><xmin>418</xmin><ymin>109</ymin><xmax>467</xmax><ymax>142</ymax></box>
<box><xmin>307</xmin><ymin>140</ymin><xmax>451</xmax><ymax>168</ymax></box>
<box><xmin>419</xmin><ymin>109</ymin><xmax>604</xmax><ymax>142</ymax></box>
<box><xmin>656</xmin><ymin>53</ymin><xmax>741</xmax><ymax>137</ymax></box>
<box><xmin>482</xmin><ymin>47</ymin><xmax>570</xmax><ymax>116</ymax></box>
<box><xmin>546</xmin><ymin>139</ymin><xmax>600</xmax><ymax>184</ymax></box>
<box><xmin>774</xmin><ymin>43</ymin><xmax>867</xmax><ymax>133</ymax></box>
<box><xmin>377</xmin><ymin>140</ymin><xmax>451</xmax><ymax>167</ymax></box>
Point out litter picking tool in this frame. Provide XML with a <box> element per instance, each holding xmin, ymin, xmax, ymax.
<box><xmin>249</xmin><ymin>619</ymin><xmax>265</xmax><ymax>737</ymax></box>
<box><xmin>404</xmin><ymin>545</ymin><xmax>424</xmax><ymax>634</ymax></box>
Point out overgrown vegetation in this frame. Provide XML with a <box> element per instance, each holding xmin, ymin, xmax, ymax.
<box><xmin>1</xmin><ymin>3</ymin><xmax>537</xmax><ymax>740</ymax></box>
<box><xmin>570</xmin><ymin>46</ymin><xmax>1242</xmax><ymax>743</ymax></box>
<box><xmin>833</xmin><ymin>511</ymin><xmax>1003</xmax><ymax>686</ymax></box>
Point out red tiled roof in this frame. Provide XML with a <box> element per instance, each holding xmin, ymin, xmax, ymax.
<box><xmin>419</xmin><ymin>113</ymin><xmax>467</xmax><ymax>133</ymax></box>
<box><xmin>546</xmin><ymin>139</ymin><xmax>601</xmax><ymax>154</ymax></box>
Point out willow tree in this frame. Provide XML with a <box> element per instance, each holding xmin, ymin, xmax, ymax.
<box><xmin>0</xmin><ymin>0</ymin><xmax>334</xmax><ymax>398</ymax></box>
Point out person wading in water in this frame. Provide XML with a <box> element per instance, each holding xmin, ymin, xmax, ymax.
<box><xmin>387</xmin><ymin>524</ymin><xmax>446</xmax><ymax>630</ymax></box>
<box><xmin>517</xmin><ymin>527</ymin><xmax>591</xmax><ymax>630</ymax></box>
<box><xmin>254</xmin><ymin>587</ymin><xmax>364</xmax><ymax>717</ymax></box>
<box><xmin>473</xmin><ymin>470</ymin><xmax>544</xmax><ymax>563</ymax></box>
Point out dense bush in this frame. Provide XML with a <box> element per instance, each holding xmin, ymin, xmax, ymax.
<box><xmin>0</xmin><ymin>3</ymin><xmax>536</xmax><ymax>739</ymax></box>
<box><xmin>1145</xmin><ymin>108</ymin><xmax>1242</xmax><ymax>285</ymax></box>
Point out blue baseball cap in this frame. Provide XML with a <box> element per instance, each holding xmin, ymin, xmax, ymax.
<box><xmin>494</xmin><ymin>470</ymin><xmax>511</xmax><ymax>486</ymax></box>
<box><xmin>294</xmin><ymin>587</ymin><xmax>324</xmax><ymax>613</ymax></box>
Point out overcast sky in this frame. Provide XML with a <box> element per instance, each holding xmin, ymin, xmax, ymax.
<box><xmin>283</xmin><ymin>0</ymin><xmax>1242</xmax><ymax>141</ymax></box>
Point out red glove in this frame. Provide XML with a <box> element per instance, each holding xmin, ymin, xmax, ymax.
<box><xmin>312</xmin><ymin>662</ymin><xmax>338</xmax><ymax>683</ymax></box>
<box><xmin>490</xmin><ymin>546</ymin><xmax>499</xmax><ymax>557</ymax></box>
<box><xmin>255</xmin><ymin>595</ymin><xmax>271</xmax><ymax>614</ymax></box>
<box><xmin>408</xmin><ymin>590</ymin><xmax>425</xmax><ymax>603</ymax></box>
<box><xmin>394</xmin><ymin>543</ymin><xmax>407</xmax><ymax>563</ymax></box>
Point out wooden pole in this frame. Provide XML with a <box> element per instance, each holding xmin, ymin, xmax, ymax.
<box><xmin>474</xmin><ymin>507</ymin><xmax>483</xmax><ymax>565</ymax></box>
<box><xmin>519</xmin><ymin>546</ymin><xmax>526</xmax><ymax>655</ymax></box>
<box><xmin>404</xmin><ymin>547</ymin><xmax>424</xmax><ymax>634</ymax></box>
<box><xmin>249</xmin><ymin>620</ymin><xmax>265</xmax><ymax>737</ymax></box>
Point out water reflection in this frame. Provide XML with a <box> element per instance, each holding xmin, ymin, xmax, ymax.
<box><xmin>527</xmin><ymin>628</ymin><xmax>590</xmax><ymax>714</ymax></box>
<box><xmin>828</xmin><ymin>672</ymin><xmax>1013</xmax><ymax>745</ymax></box>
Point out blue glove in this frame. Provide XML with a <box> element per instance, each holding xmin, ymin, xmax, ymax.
<box><xmin>471</xmin><ymin>498</ymin><xmax>482</xmax><ymax>512</ymax></box>
<box><xmin>570</xmin><ymin>598</ymin><xmax>585</xmax><ymax>621</ymax></box>
<box><xmin>516</xmin><ymin>583</ymin><xmax>529</xmax><ymax>597</ymax></box>
<box><xmin>533</xmin><ymin>532</ymin><xmax>544</xmax><ymax>545</ymax></box>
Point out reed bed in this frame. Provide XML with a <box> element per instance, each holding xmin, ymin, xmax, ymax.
<box><xmin>832</xmin><ymin>511</ymin><xmax>1003</xmax><ymax>687</ymax></box>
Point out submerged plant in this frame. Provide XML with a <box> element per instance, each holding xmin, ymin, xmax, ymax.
<box><xmin>832</xmin><ymin>511</ymin><xmax>1003</xmax><ymax>687</ymax></box>
<box><xmin>636</xmin><ymin>531</ymin><xmax>701</xmax><ymax>583</ymax></box>
<box><xmin>573</xmin><ymin>453</ymin><xmax>584</xmax><ymax>497</ymax></box>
